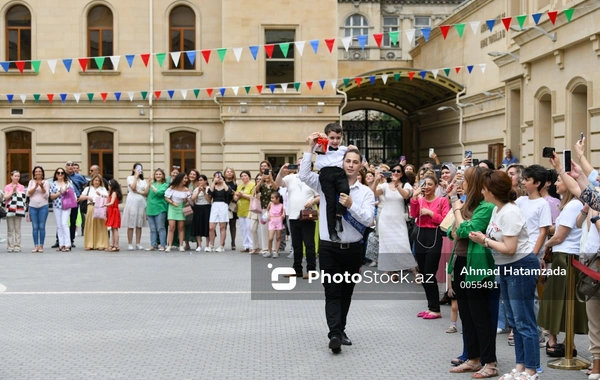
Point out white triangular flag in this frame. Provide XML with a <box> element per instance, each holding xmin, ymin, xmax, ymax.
<box><xmin>19</xmin><ymin>94</ymin><xmax>26</xmax><ymax>104</ymax></box>
<box><xmin>170</xmin><ymin>52</ymin><xmax>181</xmax><ymax>67</ymax></box>
<box><xmin>127</xmin><ymin>92</ymin><xmax>134</xmax><ymax>101</ymax></box>
<box><xmin>330</xmin><ymin>79</ymin><xmax>337</xmax><ymax>90</ymax></box>
<box><xmin>281</xmin><ymin>83</ymin><xmax>288</xmax><ymax>93</ymax></box>
<box><xmin>432</xmin><ymin>69</ymin><xmax>439</xmax><ymax>79</ymax></box>
<box><xmin>479</xmin><ymin>64</ymin><xmax>486</xmax><ymax>73</ymax></box>
<box><xmin>295</xmin><ymin>41</ymin><xmax>305</xmax><ymax>57</ymax></box>
<box><xmin>381</xmin><ymin>74</ymin><xmax>388</xmax><ymax>84</ymax></box>
<box><xmin>469</xmin><ymin>21</ymin><xmax>480</xmax><ymax>36</ymax></box>
<box><xmin>180</xmin><ymin>89</ymin><xmax>188</xmax><ymax>99</ymax></box>
<box><xmin>74</xmin><ymin>93</ymin><xmax>81</xmax><ymax>103</ymax></box>
<box><xmin>341</xmin><ymin>36</ymin><xmax>352</xmax><ymax>52</ymax></box>
<box><xmin>233</xmin><ymin>48</ymin><xmax>243</xmax><ymax>62</ymax></box>
<box><xmin>405</xmin><ymin>29</ymin><xmax>415</xmax><ymax>45</ymax></box>
<box><xmin>232</xmin><ymin>86</ymin><xmax>239</xmax><ymax>96</ymax></box>
<box><xmin>47</xmin><ymin>60</ymin><xmax>57</xmax><ymax>74</ymax></box>
<box><xmin>110</xmin><ymin>56</ymin><xmax>120</xmax><ymax>70</ymax></box>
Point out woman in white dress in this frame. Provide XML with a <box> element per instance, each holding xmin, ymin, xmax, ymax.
<box><xmin>122</xmin><ymin>162</ymin><xmax>149</xmax><ymax>250</ymax></box>
<box><xmin>371</xmin><ymin>164</ymin><xmax>415</xmax><ymax>277</ymax></box>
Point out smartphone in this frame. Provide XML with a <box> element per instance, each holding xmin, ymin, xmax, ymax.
<box><xmin>581</xmin><ymin>132</ymin><xmax>584</xmax><ymax>141</ymax></box>
<box><xmin>400</xmin><ymin>155</ymin><xmax>406</xmax><ymax>162</ymax></box>
<box><xmin>419</xmin><ymin>179</ymin><xmax>425</xmax><ymax>187</ymax></box>
<box><xmin>135</xmin><ymin>165</ymin><xmax>142</xmax><ymax>173</ymax></box>
<box><xmin>429</xmin><ymin>148</ymin><xmax>434</xmax><ymax>158</ymax></box>
<box><xmin>542</xmin><ymin>147</ymin><xmax>556</xmax><ymax>158</ymax></box>
<box><xmin>382</xmin><ymin>172</ymin><xmax>392</xmax><ymax>178</ymax></box>
<box><xmin>472</xmin><ymin>158</ymin><xmax>480</xmax><ymax>166</ymax></box>
<box><xmin>263</xmin><ymin>169</ymin><xmax>270</xmax><ymax>175</ymax></box>
<box><xmin>564</xmin><ymin>150</ymin><xmax>572</xmax><ymax>172</ymax></box>
<box><xmin>287</xmin><ymin>164</ymin><xmax>299</xmax><ymax>170</ymax></box>
<box><xmin>434</xmin><ymin>169</ymin><xmax>441</xmax><ymax>180</ymax></box>
<box><xmin>464</xmin><ymin>150</ymin><xmax>472</xmax><ymax>159</ymax></box>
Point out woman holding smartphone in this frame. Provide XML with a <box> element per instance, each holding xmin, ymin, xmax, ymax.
<box><xmin>122</xmin><ymin>162</ymin><xmax>149</xmax><ymax>251</ymax></box>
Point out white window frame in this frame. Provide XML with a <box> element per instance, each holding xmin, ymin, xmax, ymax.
<box><xmin>382</xmin><ymin>16</ymin><xmax>399</xmax><ymax>47</ymax></box>
<box><xmin>414</xmin><ymin>16</ymin><xmax>431</xmax><ymax>46</ymax></box>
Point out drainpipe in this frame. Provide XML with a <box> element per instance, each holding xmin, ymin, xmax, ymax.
<box><xmin>456</xmin><ymin>87</ymin><xmax>466</xmax><ymax>153</ymax></box>
<box><xmin>214</xmin><ymin>95</ymin><xmax>226</xmax><ymax>170</ymax></box>
<box><xmin>148</xmin><ymin>0</ymin><xmax>155</xmax><ymax>170</ymax></box>
<box><xmin>336</xmin><ymin>89</ymin><xmax>347</xmax><ymax>126</ymax></box>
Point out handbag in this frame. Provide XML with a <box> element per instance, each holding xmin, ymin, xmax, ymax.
<box><xmin>6</xmin><ymin>192</ymin><xmax>26</xmax><ymax>217</ymax></box>
<box><xmin>299</xmin><ymin>208</ymin><xmax>318</xmax><ymax>221</ymax></box>
<box><xmin>80</xmin><ymin>187</ymin><xmax>91</xmax><ymax>214</ymax></box>
<box><xmin>440</xmin><ymin>211</ymin><xmax>455</xmax><ymax>232</ymax></box>
<box><xmin>182</xmin><ymin>205</ymin><xmax>194</xmax><ymax>216</ymax></box>
<box><xmin>61</xmin><ymin>187</ymin><xmax>78</xmax><ymax>210</ymax></box>
<box><xmin>576</xmin><ymin>252</ymin><xmax>600</xmax><ymax>302</ymax></box>
<box><xmin>93</xmin><ymin>197</ymin><xmax>107</xmax><ymax>219</ymax></box>
<box><xmin>250</xmin><ymin>196</ymin><xmax>262</xmax><ymax>214</ymax></box>
<box><xmin>228</xmin><ymin>201</ymin><xmax>238</xmax><ymax>213</ymax></box>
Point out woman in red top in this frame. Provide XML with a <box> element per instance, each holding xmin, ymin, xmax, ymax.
<box><xmin>410</xmin><ymin>173</ymin><xmax>450</xmax><ymax>319</ymax></box>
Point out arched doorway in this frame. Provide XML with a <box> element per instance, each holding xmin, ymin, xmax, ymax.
<box><xmin>343</xmin><ymin>110</ymin><xmax>402</xmax><ymax>165</ymax></box>
<box><xmin>88</xmin><ymin>131</ymin><xmax>114</xmax><ymax>180</ymax></box>
<box><xmin>6</xmin><ymin>131</ymin><xmax>31</xmax><ymax>185</ymax></box>
<box><xmin>170</xmin><ymin>131</ymin><xmax>196</xmax><ymax>173</ymax></box>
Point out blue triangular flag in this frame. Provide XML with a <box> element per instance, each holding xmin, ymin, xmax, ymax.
<box><xmin>419</xmin><ymin>71</ymin><xmax>427</xmax><ymax>80</ymax></box>
<box><xmin>486</xmin><ymin>19</ymin><xmax>496</xmax><ymax>32</ymax></box>
<box><xmin>269</xmin><ymin>84</ymin><xmax>276</xmax><ymax>93</ymax></box>
<box><xmin>186</xmin><ymin>51</ymin><xmax>196</xmax><ymax>65</ymax></box>
<box><xmin>219</xmin><ymin>87</ymin><xmax>226</xmax><ymax>96</ymax></box>
<box><xmin>319</xmin><ymin>80</ymin><xmax>326</xmax><ymax>89</ymax></box>
<box><xmin>6</xmin><ymin>94</ymin><xmax>13</xmax><ymax>103</ymax></box>
<box><xmin>114</xmin><ymin>92</ymin><xmax>121</xmax><ymax>101</ymax></box>
<box><xmin>249</xmin><ymin>46</ymin><xmax>259</xmax><ymax>60</ymax></box>
<box><xmin>467</xmin><ymin>65</ymin><xmax>474</xmax><ymax>73</ymax></box>
<box><xmin>62</xmin><ymin>59</ymin><xmax>72</xmax><ymax>72</ymax></box>
<box><xmin>0</xmin><ymin>62</ymin><xmax>9</xmax><ymax>72</ymax></box>
<box><xmin>125</xmin><ymin>55</ymin><xmax>135</xmax><ymax>67</ymax></box>
<box><xmin>422</xmin><ymin>28</ymin><xmax>431</xmax><ymax>42</ymax></box>
<box><xmin>369</xmin><ymin>76</ymin><xmax>376</xmax><ymax>85</ymax></box>
<box><xmin>532</xmin><ymin>13</ymin><xmax>542</xmax><ymax>25</ymax></box>
<box><xmin>357</xmin><ymin>35</ymin><xmax>368</xmax><ymax>49</ymax></box>
<box><xmin>310</xmin><ymin>40</ymin><xmax>319</xmax><ymax>54</ymax></box>
<box><xmin>168</xmin><ymin>90</ymin><xmax>174</xmax><ymax>99</ymax></box>
<box><xmin>60</xmin><ymin>93</ymin><xmax>67</xmax><ymax>103</ymax></box>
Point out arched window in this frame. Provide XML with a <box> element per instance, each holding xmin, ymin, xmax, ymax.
<box><xmin>344</xmin><ymin>14</ymin><xmax>369</xmax><ymax>39</ymax></box>
<box><xmin>6</xmin><ymin>131</ymin><xmax>31</xmax><ymax>186</ymax></box>
<box><xmin>88</xmin><ymin>5</ymin><xmax>114</xmax><ymax>70</ymax></box>
<box><xmin>88</xmin><ymin>131</ymin><xmax>114</xmax><ymax>180</ymax></box>
<box><xmin>170</xmin><ymin>132</ymin><xmax>196</xmax><ymax>173</ymax></box>
<box><xmin>169</xmin><ymin>6</ymin><xmax>195</xmax><ymax>70</ymax></box>
<box><xmin>6</xmin><ymin>5</ymin><xmax>31</xmax><ymax>70</ymax></box>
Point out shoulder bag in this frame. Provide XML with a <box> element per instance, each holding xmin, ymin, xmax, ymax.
<box><xmin>61</xmin><ymin>187</ymin><xmax>78</xmax><ymax>210</ymax></box>
<box><xmin>80</xmin><ymin>187</ymin><xmax>92</xmax><ymax>214</ymax></box>
<box><xmin>299</xmin><ymin>208</ymin><xmax>318</xmax><ymax>221</ymax></box>
<box><xmin>576</xmin><ymin>252</ymin><xmax>600</xmax><ymax>302</ymax></box>
<box><xmin>6</xmin><ymin>192</ymin><xmax>26</xmax><ymax>217</ymax></box>
<box><xmin>250</xmin><ymin>196</ymin><xmax>262</xmax><ymax>214</ymax></box>
<box><xmin>93</xmin><ymin>196</ymin><xmax>107</xmax><ymax>219</ymax></box>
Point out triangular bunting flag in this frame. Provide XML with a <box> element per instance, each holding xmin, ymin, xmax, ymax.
<box><xmin>47</xmin><ymin>60</ymin><xmax>57</xmax><ymax>74</ymax></box>
<box><xmin>389</xmin><ymin>31</ymin><xmax>399</xmax><ymax>45</ymax></box>
<box><xmin>125</xmin><ymin>55</ymin><xmax>135</xmax><ymax>68</ymax></box>
<box><xmin>564</xmin><ymin>8</ymin><xmax>574</xmax><ymax>22</ymax></box>
<box><xmin>455</xmin><ymin>66</ymin><xmax>462</xmax><ymax>74</ymax></box>
<box><xmin>256</xmin><ymin>85</ymin><xmax>263</xmax><ymax>93</ymax></box>
<box><xmin>207</xmin><ymin>88</ymin><xmax>214</xmax><ymax>97</ymax></box>
<box><xmin>249</xmin><ymin>46</ymin><xmax>259</xmax><ymax>60</ymax></box>
<box><xmin>62</xmin><ymin>59</ymin><xmax>72</xmax><ymax>72</ymax></box>
<box><xmin>309</xmin><ymin>40</ymin><xmax>319</xmax><ymax>54</ymax></box>
<box><xmin>78</xmin><ymin>58</ymin><xmax>89</xmax><ymax>72</ymax></box>
<box><xmin>467</xmin><ymin>65</ymin><xmax>474</xmax><ymax>73</ymax></box>
<box><xmin>422</xmin><ymin>28</ymin><xmax>431</xmax><ymax>42</ymax></box>
<box><xmin>186</xmin><ymin>51</ymin><xmax>196</xmax><ymax>65</ymax></box>
<box><xmin>15</xmin><ymin>61</ymin><xmax>25</xmax><ymax>73</ymax></box>
<box><xmin>233</xmin><ymin>47</ymin><xmax>243</xmax><ymax>62</ymax></box>
<box><xmin>155</xmin><ymin>53</ymin><xmax>166</xmax><ymax>68</ymax></box>
<box><xmin>219</xmin><ymin>88</ymin><xmax>226</xmax><ymax>96</ymax></box>
<box><xmin>381</xmin><ymin>74</ymin><xmax>388</xmax><ymax>84</ymax></box>
<box><xmin>295</xmin><ymin>41</ymin><xmax>305</xmax><ymax>56</ymax></box>
<box><xmin>268</xmin><ymin>84</ymin><xmax>276</xmax><ymax>93</ymax></box>
<box><xmin>180</xmin><ymin>89</ymin><xmax>187</xmax><ymax>99</ymax></box>
<box><xmin>281</xmin><ymin>83</ymin><xmax>288</xmax><ymax>93</ymax></box>
<box><xmin>217</xmin><ymin>48</ymin><xmax>227</xmax><ymax>62</ymax></box>
<box><xmin>343</xmin><ymin>78</ymin><xmax>350</xmax><ymax>86</ymax></box>
<box><xmin>154</xmin><ymin>91</ymin><xmax>161</xmax><ymax>100</ymax></box>
<box><xmin>443</xmin><ymin>68</ymin><xmax>451</xmax><ymax>76</ymax></box>
<box><xmin>432</xmin><ymin>69</ymin><xmax>439</xmax><ymax>79</ymax></box>
<box><xmin>101</xmin><ymin>93</ymin><xmax>108</xmax><ymax>102</ymax></box>
<box><xmin>244</xmin><ymin>86</ymin><xmax>251</xmax><ymax>94</ymax></box>
<box><xmin>373</xmin><ymin>33</ymin><xmax>383</xmax><ymax>47</ymax></box>
<box><xmin>469</xmin><ymin>21</ymin><xmax>480</xmax><ymax>35</ymax></box>
<box><xmin>201</xmin><ymin>50</ymin><xmax>211</xmax><ymax>63</ymax></box>
<box><xmin>516</xmin><ymin>15</ymin><xmax>527</xmax><ymax>29</ymax></box>
<box><xmin>455</xmin><ymin>24</ymin><xmax>465</xmax><ymax>38</ymax></box>
<box><xmin>114</xmin><ymin>92</ymin><xmax>121</xmax><ymax>101</ymax></box>
<box><xmin>6</xmin><ymin>94</ymin><xmax>13</xmax><ymax>103</ymax></box>
<box><xmin>232</xmin><ymin>87</ymin><xmax>239</xmax><ymax>96</ymax></box>
<box><xmin>324</xmin><ymin>38</ymin><xmax>335</xmax><ymax>53</ymax></box>
<box><xmin>264</xmin><ymin>45</ymin><xmax>275</xmax><ymax>59</ymax></box>
<box><xmin>141</xmin><ymin>91</ymin><xmax>148</xmax><ymax>100</ymax></box>
<box><xmin>140</xmin><ymin>54</ymin><xmax>150</xmax><ymax>67</ymax></box>
<box><xmin>170</xmin><ymin>52</ymin><xmax>181</xmax><ymax>67</ymax></box>
<box><xmin>479</xmin><ymin>64</ymin><xmax>486</xmax><ymax>73</ymax></box>
<box><xmin>330</xmin><ymin>80</ymin><xmax>337</xmax><ymax>90</ymax></box>
<box><xmin>193</xmin><ymin>89</ymin><xmax>200</xmax><ymax>98</ymax></box>
<box><xmin>319</xmin><ymin>80</ymin><xmax>326</xmax><ymax>89</ymax></box>
<box><xmin>74</xmin><ymin>93</ymin><xmax>81</xmax><ymax>103</ymax></box>
<box><xmin>60</xmin><ymin>94</ymin><xmax>67</xmax><ymax>103</ymax></box>
<box><xmin>486</xmin><ymin>19</ymin><xmax>496</xmax><ymax>32</ymax></box>
<box><xmin>306</xmin><ymin>82</ymin><xmax>313</xmax><ymax>90</ymax></box>
<box><xmin>405</xmin><ymin>29</ymin><xmax>415</xmax><ymax>45</ymax></box>
<box><xmin>341</xmin><ymin>37</ymin><xmax>352</xmax><ymax>52</ymax></box>
<box><xmin>393</xmin><ymin>73</ymin><xmax>400</xmax><ymax>82</ymax></box>
<box><xmin>547</xmin><ymin>10</ymin><xmax>558</xmax><ymax>25</ymax></box>
<box><xmin>293</xmin><ymin>82</ymin><xmax>300</xmax><ymax>91</ymax></box>
<box><xmin>87</xmin><ymin>93</ymin><xmax>94</xmax><ymax>102</ymax></box>
<box><xmin>357</xmin><ymin>35</ymin><xmax>368</xmax><ymax>49</ymax></box>
<box><xmin>279</xmin><ymin>43</ymin><xmax>290</xmax><ymax>58</ymax></box>
<box><xmin>33</xmin><ymin>94</ymin><xmax>40</xmax><ymax>103</ymax></box>
<box><xmin>501</xmin><ymin>17</ymin><xmax>512</xmax><ymax>31</ymax></box>
<box><xmin>419</xmin><ymin>71</ymin><xmax>427</xmax><ymax>80</ymax></box>
<box><xmin>532</xmin><ymin>13</ymin><xmax>542</xmax><ymax>25</ymax></box>
<box><xmin>408</xmin><ymin>72</ymin><xmax>415</xmax><ymax>81</ymax></box>
<box><xmin>369</xmin><ymin>76</ymin><xmax>375</xmax><ymax>85</ymax></box>
<box><xmin>439</xmin><ymin>25</ymin><xmax>451</xmax><ymax>39</ymax></box>
<box><xmin>47</xmin><ymin>94</ymin><xmax>54</xmax><ymax>103</ymax></box>
<box><xmin>31</xmin><ymin>60</ymin><xmax>41</xmax><ymax>74</ymax></box>
<box><xmin>355</xmin><ymin>77</ymin><xmax>362</xmax><ymax>87</ymax></box>
<box><xmin>127</xmin><ymin>92</ymin><xmax>134</xmax><ymax>101</ymax></box>
<box><xmin>167</xmin><ymin>90</ymin><xmax>174</xmax><ymax>99</ymax></box>
<box><xmin>110</xmin><ymin>56</ymin><xmax>120</xmax><ymax>70</ymax></box>
<box><xmin>0</xmin><ymin>62</ymin><xmax>9</xmax><ymax>72</ymax></box>
<box><xmin>19</xmin><ymin>94</ymin><xmax>26</xmax><ymax>104</ymax></box>
<box><xmin>93</xmin><ymin>57</ymin><xmax>105</xmax><ymax>70</ymax></box>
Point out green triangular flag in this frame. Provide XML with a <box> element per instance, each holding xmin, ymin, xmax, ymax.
<box><xmin>244</xmin><ymin>86</ymin><xmax>251</xmax><ymax>94</ymax></box>
<box><xmin>443</xmin><ymin>68</ymin><xmax>451</xmax><ymax>76</ymax></box>
<box><xmin>564</xmin><ymin>8</ymin><xmax>574</xmax><ymax>22</ymax></box>
<box><xmin>293</xmin><ymin>82</ymin><xmax>300</xmax><ymax>91</ymax></box>
<box><xmin>455</xmin><ymin>24</ymin><xmax>465</xmax><ymax>38</ymax></box>
<box><xmin>516</xmin><ymin>15</ymin><xmax>527</xmax><ymax>29</ymax></box>
<box><xmin>343</xmin><ymin>78</ymin><xmax>350</xmax><ymax>86</ymax></box>
<box><xmin>32</xmin><ymin>60</ymin><xmax>41</xmax><ymax>73</ymax></box>
<box><xmin>33</xmin><ymin>94</ymin><xmax>40</xmax><ymax>102</ymax></box>
<box><xmin>156</xmin><ymin>53</ymin><xmax>166</xmax><ymax>67</ymax></box>
<box><xmin>393</xmin><ymin>73</ymin><xmax>400</xmax><ymax>82</ymax></box>
<box><xmin>389</xmin><ymin>31</ymin><xmax>399</xmax><ymax>46</ymax></box>
<box><xmin>279</xmin><ymin>43</ymin><xmax>290</xmax><ymax>58</ymax></box>
<box><xmin>193</xmin><ymin>89</ymin><xmax>200</xmax><ymax>98</ymax></box>
<box><xmin>87</xmin><ymin>93</ymin><xmax>94</xmax><ymax>102</ymax></box>
<box><xmin>217</xmin><ymin>48</ymin><xmax>227</xmax><ymax>62</ymax></box>
<box><xmin>141</xmin><ymin>91</ymin><xmax>148</xmax><ymax>100</ymax></box>
<box><xmin>94</xmin><ymin>57</ymin><xmax>105</xmax><ymax>71</ymax></box>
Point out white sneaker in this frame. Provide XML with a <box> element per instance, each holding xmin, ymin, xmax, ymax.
<box><xmin>136</xmin><ymin>245</ymin><xmax>144</xmax><ymax>250</ymax></box>
<box><xmin>204</xmin><ymin>246</ymin><xmax>213</xmax><ymax>252</ymax></box>
<box><xmin>127</xmin><ymin>245</ymin><xmax>134</xmax><ymax>251</ymax></box>
<box><xmin>0</xmin><ymin>237</ymin><xmax>6</xmax><ymax>243</ymax></box>
<box><xmin>262</xmin><ymin>251</ymin><xmax>272</xmax><ymax>258</ymax></box>
<box><xmin>215</xmin><ymin>246</ymin><xmax>225</xmax><ymax>253</ymax></box>
<box><xmin>272</xmin><ymin>251</ymin><xmax>279</xmax><ymax>258</ymax></box>
<box><xmin>179</xmin><ymin>246</ymin><xmax>185</xmax><ymax>252</ymax></box>
<box><xmin>287</xmin><ymin>252</ymin><xmax>294</xmax><ymax>259</ymax></box>
<box><xmin>165</xmin><ymin>246</ymin><xmax>171</xmax><ymax>252</ymax></box>
<box><xmin>368</xmin><ymin>261</ymin><xmax>377</xmax><ymax>267</ymax></box>
<box><xmin>196</xmin><ymin>247</ymin><xmax>202</xmax><ymax>252</ymax></box>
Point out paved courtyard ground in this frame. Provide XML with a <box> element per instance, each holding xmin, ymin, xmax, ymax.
<box><xmin>0</xmin><ymin>217</ymin><xmax>591</xmax><ymax>379</ymax></box>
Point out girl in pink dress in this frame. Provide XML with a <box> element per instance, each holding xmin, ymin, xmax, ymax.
<box><xmin>266</xmin><ymin>192</ymin><xmax>285</xmax><ymax>258</ymax></box>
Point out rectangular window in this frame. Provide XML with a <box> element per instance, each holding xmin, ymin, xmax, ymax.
<box><xmin>88</xmin><ymin>29</ymin><xmax>114</xmax><ymax>70</ymax></box>
<box><xmin>265</xmin><ymin>30</ymin><xmax>295</xmax><ymax>89</ymax></box>
<box><xmin>383</xmin><ymin>17</ymin><xmax>399</xmax><ymax>47</ymax></box>
<box><xmin>414</xmin><ymin>16</ymin><xmax>430</xmax><ymax>46</ymax></box>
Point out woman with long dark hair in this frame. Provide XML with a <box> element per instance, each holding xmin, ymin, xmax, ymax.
<box><xmin>27</xmin><ymin>166</ymin><xmax>49</xmax><ymax>252</ymax></box>
<box><xmin>122</xmin><ymin>162</ymin><xmax>148</xmax><ymax>250</ymax></box>
<box><xmin>146</xmin><ymin>168</ymin><xmax>168</xmax><ymax>251</ymax></box>
<box><xmin>165</xmin><ymin>172</ymin><xmax>191</xmax><ymax>252</ymax></box>
<box><xmin>191</xmin><ymin>174</ymin><xmax>211</xmax><ymax>251</ymax></box>
<box><xmin>224</xmin><ymin>166</ymin><xmax>238</xmax><ymax>250</ymax></box>
<box><xmin>49</xmin><ymin>168</ymin><xmax>73</xmax><ymax>252</ymax></box>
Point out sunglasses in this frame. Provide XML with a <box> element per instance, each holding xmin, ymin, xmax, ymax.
<box><xmin>391</xmin><ymin>169</ymin><xmax>402</xmax><ymax>173</ymax></box>
<box><xmin>56</xmin><ymin>172</ymin><xmax>65</xmax><ymax>175</ymax></box>
<box><xmin>66</xmin><ymin>163</ymin><xmax>73</xmax><ymax>166</ymax></box>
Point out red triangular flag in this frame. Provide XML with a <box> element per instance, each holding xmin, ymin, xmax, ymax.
<box><xmin>408</xmin><ymin>72</ymin><xmax>415</xmax><ymax>81</ymax></box>
<box><xmin>101</xmin><ymin>93</ymin><xmax>108</xmax><ymax>102</ymax></box>
<box><xmin>455</xmin><ymin>66</ymin><xmax>462</xmax><ymax>73</ymax></box>
<box><xmin>256</xmin><ymin>85</ymin><xmax>263</xmax><ymax>93</ymax></box>
<box><xmin>355</xmin><ymin>77</ymin><xmax>362</xmax><ymax>87</ymax></box>
<box><xmin>547</xmin><ymin>10</ymin><xmax>558</xmax><ymax>24</ymax></box>
<box><xmin>78</xmin><ymin>58</ymin><xmax>89</xmax><ymax>72</ymax></box>
<box><xmin>439</xmin><ymin>25</ymin><xmax>451</xmax><ymax>39</ymax></box>
<box><xmin>372</xmin><ymin>33</ymin><xmax>383</xmax><ymax>47</ymax></box>
<box><xmin>206</xmin><ymin>88</ymin><xmax>214</xmax><ymax>97</ymax></box>
<box><xmin>501</xmin><ymin>17</ymin><xmax>512</xmax><ymax>31</ymax></box>
<box><xmin>324</xmin><ymin>38</ymin><xmax>335</xmax><ymax>53</ymax></box>
<box><xmin>201</xmin><ymin>50</ymin><xmax>211</xmax><ymax>63</ymax></box>
<box><xmin>140</xmin><ymin>54</ymin><xmax>150</xmax><ymax>67</ymax></box>
<box><xmin>15</xmin><ymin>61</ymin><xmax>25</xmax><ymax>73</ymax></box>
<box><xmin>154</xmin><ymin>91</ymin><xmax>161</xmax><ymax>100</ymax></box>
<box><xmin>46</xmin><ymin>94</ymin><xmax>54</xmax><ymax>103</ymax></box>
<box><xmin>306</xmin><ymin>81</ymin><xmax>313</xmax><ymax>90</ymax></box>
<box><xmin>264</xmin><ymin>45</ymin><xmax>275</xmax><ymax>59</ymax></box>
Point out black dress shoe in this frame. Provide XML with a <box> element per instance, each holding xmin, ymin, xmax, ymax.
<box><xmin>329</xmin><ymin>336</ymin><xmax>342</xmax><ymax>354</ymax></box>
<box><xmin>51</xmin><ymin>243</ymin><xmax>59</xmax><ymax>248</ymax></box>
<box><xmin>329</xmin><ymin>231</ymin><xmax>342</xmax><ymax>243</ymax></box>
<box><xmin>335</xmin><ymin>217</ymin><xmax>344</xmax><ymax>232</ymax></box>
<box><xmin>71</xmin><ymin>244</ymin><xmax>76</xmax><ymax>248</ymax></box>
<box><xmin>341</xmin><ymin>334</ymin><xmax>352</xmax><ymax>346</ymax></box>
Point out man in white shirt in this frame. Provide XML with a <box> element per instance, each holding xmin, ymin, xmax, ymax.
<box><xmin>275</xmin><ymin>158</ymin><xmax>320</xmax><ymax>279</ymax></box>
<box><xmin>299</xmin><ymin>141</ymin><xmax>375</xmax><ymax>354</ymax></box>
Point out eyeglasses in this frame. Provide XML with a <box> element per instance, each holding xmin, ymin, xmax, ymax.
<box><xmin>391</xmin><ymin>169</ymin><xmax>402</xmax><ymax>173</ymax></box>
<box><xmin>172</xmin><ymin>165</ymin><xmax>181</xmax><ymax>169</ymax></box>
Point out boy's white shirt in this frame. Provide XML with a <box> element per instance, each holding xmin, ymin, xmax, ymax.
<box><xmin>314</xmin><ymin>144</ymin><xmax>348</xmax><ymax>170</ymax></box>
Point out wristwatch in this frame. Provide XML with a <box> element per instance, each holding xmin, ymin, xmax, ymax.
<box><xmin>592</xmin><ymin>216</ymin><xmax>600</xmax><ymax>224</ymax></box>
<box><xmin>483</xmin><ymin>238</ymin><xmax>490</xmax><ymax>248</ymax></box>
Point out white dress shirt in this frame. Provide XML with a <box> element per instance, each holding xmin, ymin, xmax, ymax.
<box><xmin>314</xmin><ymin>145</ymin><xmax>348</xmax><ymax>170</ymax></box>
<box><xmin>283</xmin><ymin>174</ymin><xmax>319</xmax><ymax>220</ymax></box>
<box><xmin>299</xmin><ymin>152</ymin><xmax>375</xmax><ymax>243</ymax></box>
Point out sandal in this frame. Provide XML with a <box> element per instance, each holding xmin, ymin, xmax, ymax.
<box><xmin>450</xmin><ymin>358</ymin><xmax>465</xmax><ymax>366</ymax></box>
<box><xmin>449</xmin><ymin>361</ymin><xmax>482</xmax><ymax>373</ymax></box>
<box><xmin>517</xmin><ymin>372</ymin><xmax>539</xmax><ymax>380</ymax></box>
<box><xmin>471</xmin><ymin>363</ymin><xmax>498</xmax><ymax>379</ymax></box>
<box><xmin>498</xmin><ymin>369</ymin><xmax>519</xmax><ymax>380</ymax></box>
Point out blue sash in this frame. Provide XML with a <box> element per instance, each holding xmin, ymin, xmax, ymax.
<box><xmin>343</xmin><ymin>211</ymin><xmax>367</xmax><ymax>235</ymax></box>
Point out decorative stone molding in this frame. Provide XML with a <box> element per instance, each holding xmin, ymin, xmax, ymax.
<box><xmin>382</xmin><ymin>4</ymin><xmax>402</xmax><ymax>14</ymax></box>
<box><xmin>591</xmin><ymin>34</ymin><xmax>600</xmax><ymax>56</ymax></box>
<box><xmin>554</xmin><ymin>49</ymin><xmax>564</xmax><ymax>70</ymax></box>
<box><xmin>522</xmin><ymin>62</ymin><xmax>531</xmax><ymax>83</ymax></box>
<box><xmin>399</xmin><ymin>14</ymin><xmax>414</xmax><ymax>20</ymax></box>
